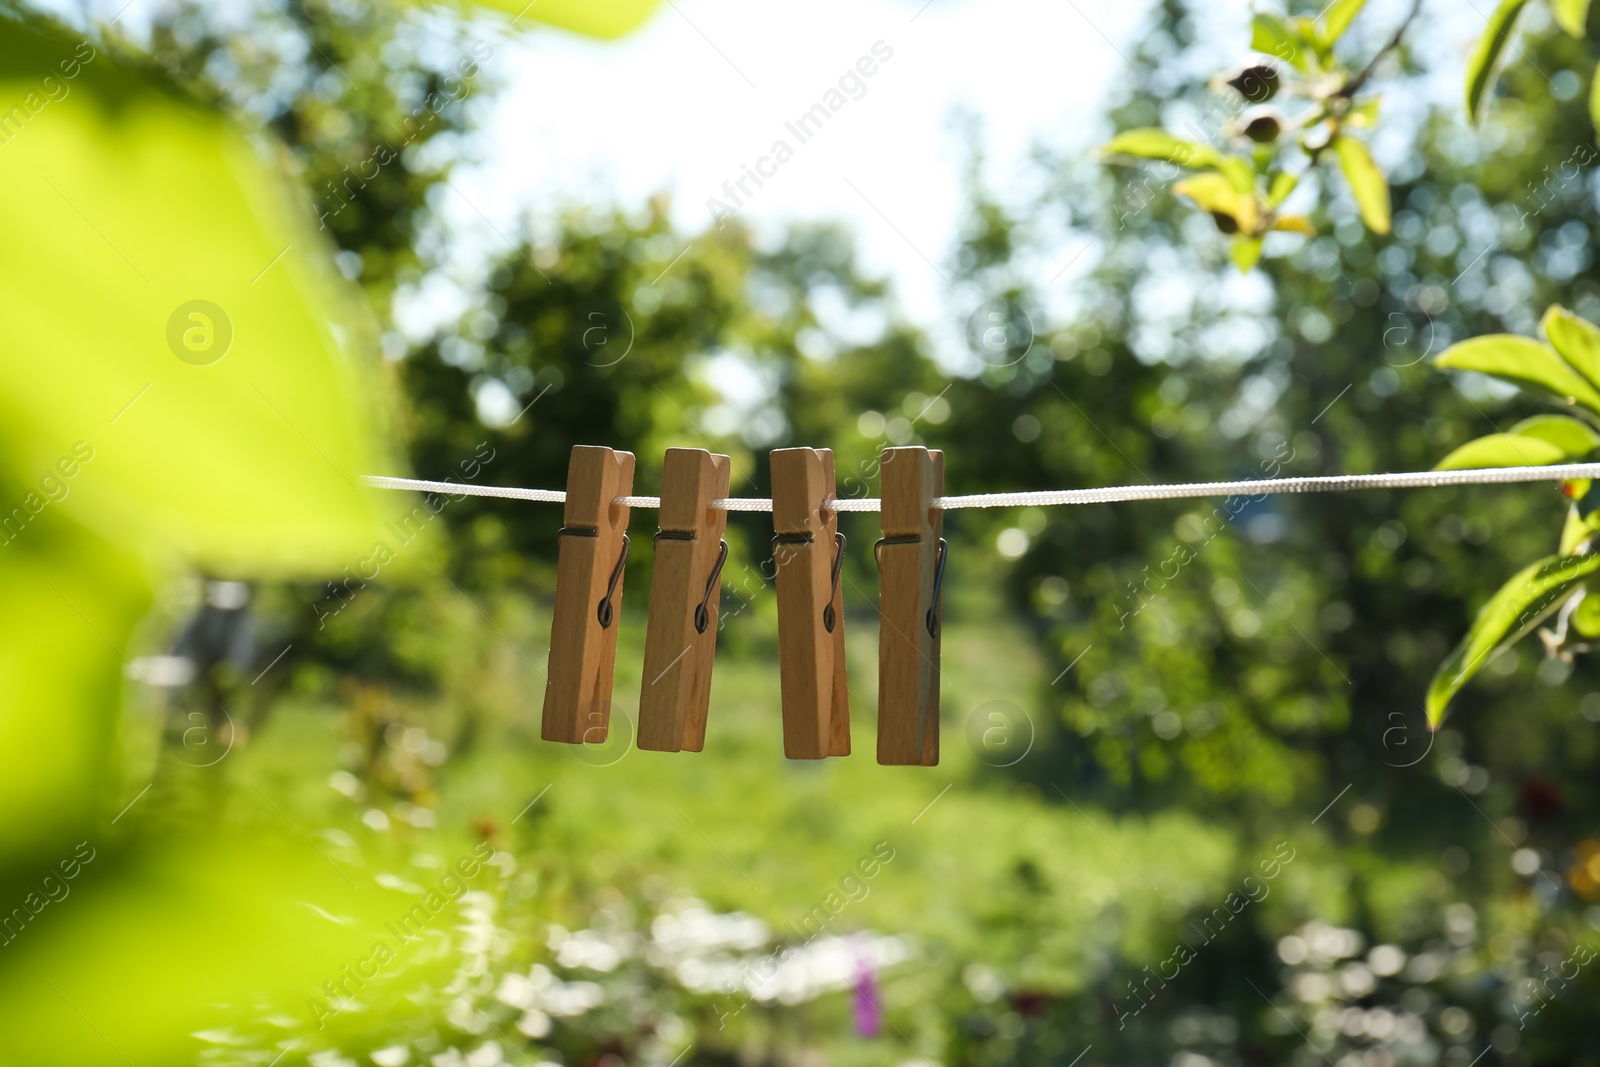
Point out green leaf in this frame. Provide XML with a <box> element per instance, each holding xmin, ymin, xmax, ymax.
<box><xmin>1427</xmin><ymin>552</ymin><xmax>1600</xmax><ymax>726</ymax></box>
<box><xmin>1591</xmin><ymin>58</ymin><xmax>1600</xmax><ymax>135</ymax></box>
<box><xmin>1232</xmin><ymin>236</ymin><xmax>1264</xmax><ymax>272</ymax></box>
<box><xmin>1434</xmin><ymin>433</ymin><xmax>1568</xmax><ymax>470</ymax></box>
<box><xmin>458</xmin><ymin>0</ymin><xmax>662</xmax><ymax>37</ymax></box>
<box><xmin>1575</xmin><ymin>587</ymin><xmax>1600</xmax><ymax>636</ymax></box>
<box><xmin>1252</xmin><ymin>14</ymin><xmax>1311</xmax><ymax>71</ymax></box>
<box><xmin>0</xmin><ymin>512</ymin><xmax>148</xmax><ymax>869</ymax></box>
<box><xmin>1561</xmin><ymin>501</ymin><xmax>1600</xmax><ymax>554</ymax></box>
<box><xmin>1333</xmin><ymin>135</ymin><xmax>1391</xmax><ymax>234</ymax></box>
<box><xmin>1321</xmin><ymin>0</ymin><xmax>1368</xmax><ymax>42</ymax></box>
<box><xmin>1465</xmin><ymin>0</ymin><xmax>1530</xmax><ymax>124</ymax></box>
<box><xmin>1510</xmin><ymin>414</ymin><xmax>1600</xmax><ymax>455</ymax></box>
<box><xmin>1100</xmin><ymin>129</ymin><xmax>1221</xmax><ymax>169</ymax></box>
<box><xmin>1434</xmin><ymin>335</ymin><xmax>1600</xmax><ymax>414</ymax></box>
<box><xmin>1542</xmin><ymin>305</ymin><xmax>1600</xmax><ymax>391</ymax></box>
<box><xmin>1553</xmin><ymin>0</ymin><xmax>1591</xmax><ymax>36</ymax></box>
<box><xmin>1174</xmin><ymin>173</ymin><xmax>1259</xmax><ymax>233</ymax></box>
<box><xmin>1267</xmin><ymin>171</ymin><xmax>1299</xmax><ymax>207</ymax></box>
<box><xmin>1270</xmin><ymin>215</ymin><xmax>1315</xmax><ymax>236</ymax></box>
<box><xmin>1217</xmin><ymin>155</ymin><xmax>1258</xmax><ymax>196</ymax></box>
<box><xmin>0</xmin><ymin>17</ymin><xmax>399</xmax><ymax>575</ymax></box>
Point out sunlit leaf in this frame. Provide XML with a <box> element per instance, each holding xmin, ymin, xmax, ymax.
<box><xmin>1509</xmin><ymin>414</ymin><xmax>1600</xmax><ymax>455</ymax></box>
<box><xmin>1267</xmin><ymin>171</ymin><xmax>1299</xmax><ymax>206</ymax></box>
<box><xmin>1542</xmin><ymin>304</ymin><xmax>1600</xmax><ymax>391</ymax></box>
<box><xmin>1575</xmin><ymin>587</ymin><xmax>1600</xmax><ymax>636</ymax></box>
<box><xmin>1553</xmin><ymin>0</ymin><xmax>1591</xmax><ymax>36</ymax></box>
<box><xmin>0</xmin><ymin>511</ymin><xmax>148</xmax><ymax>870</ymax></box>
<box><xmin>460</xmin><ymin>0</ymin><xmax>662</xmax><ymax>37</ymax></box>
<box><xmin>1592</xmin><ymin>58</ymin><xmax>1600</xmax><ymax>135</ymax></box>
<box><xmin>1173</xmin><ymin>172</ymin><xmax>1258</xmax><ymax>233</ymax></box>
<box><xmin>1427</xmin><ymin>552</ymin><xmax>1600</xmax><ymax>726</ymax></box>
<box><xmin>1252</xmin><ymin>14</ymin><xmax>1310</xmax><ymax>71</ymax></box>
<box><xmin>1434</xmin><ymin>433</ymin><xmax>1567</xmax><ymax>470</ymax></box>
<box><xmin>1465</xmin><ymin>0</ymin><xmax>1530</xmax><ymax>124</ymax></box>
<box><xmin>1217</xmin><ymin>155</ymin><xmax>1258</xmax><ymax>195</ymax></box>
<box><xmin>0</xmin><ymin>17</ymin><xmax>399</xmax><ymax>575</ymax></box>
<box><xmin>0</xmin><ymin>831</ymin><xmax>438</xmax><ymax>1064</ymax></box>
<box><xmin>1434</xmin><ymin>335</ymin><xmax>1600</xmax><ymax>414</ymax></box>
<box><xmin>1333</xmin><ymin>135</ymin><xmax>1390</xmax><ymax>234</ymax></box>
<box><xmin>1100</xmin><ymin>129</ymin><xmax>1222</xmax><ymax>169</ymax></box>
<box><xmin>1321</xmin><ymin>0</ymin><xmax>1368</xmax><ymax>42</ymax></box>
<box><xmin>1231</xmin><ymin>236</ymin><xmax>1264</xmax><ymax>272</ymax></box>
<box><xmin>1345</xmin><ymin>96</ymin><xmax>1381</xmax><ymax>128</ymax></box>
<box><xmin>1561</xmin><ymin>500</ymin><xmax>1600</xmax><ymax>554</ymax></box>
<box><xmin>1270</xmin><ymin>215</ymin><xmax>1315</xmax><ymax>236</ymax></box>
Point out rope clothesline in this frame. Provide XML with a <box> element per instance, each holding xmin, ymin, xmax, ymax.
<box><xmin>360</xmin><ymin>462</ymin><xmax>1600</xmax><ymax>512</ymax></box>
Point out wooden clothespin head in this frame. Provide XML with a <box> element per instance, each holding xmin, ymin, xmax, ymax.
<box><xmin>875</xmin><ymin>446</ymin><xmax>945</xmax><ymax>766</ymax></box>
<box><xmin>770</xmin><ymin>447</ymin><xmax>849</xmax><ymax>760</ymax></box>
<box><xmin>638</xmin><ymin>448</ymin><xmax>732</xmax><ymax>753</ymax></box>
<box><xmin>541</xmin><ymin>445</ymin><xmax>635</xmax><ymax>746</ymax></box>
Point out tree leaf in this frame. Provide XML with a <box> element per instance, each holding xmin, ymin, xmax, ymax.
<box><xmin>0</xmin><ymin>511</ymin><xmax>148</xmax><ymax>871</ymax></box>
<box><xmin>0</xmin><ymin>17</ymin><xmax>399</xmax><ymax>575</ymax></box>
<box><xmin>1333</xmin><ymin>135</ymin><xmax>1391</xmax><ymax>234</ymax></box>
<box><xmin>1553</xmin><ymin>0</ymin><xmax>1591</xmax><ymax>36</ymax></box>
<box><xmin>1465</xmin><ymin>0</ymin><xmax>1530</xmax><ymax>124</ymax></box>
<box><xmin>1434</xmin><ymin>433</ymin><xmax>1567</xmax><ymax>470</ymax></box>
<box><xmin>1427</xmin><ymin>552</ymin><xmax>1600</xmax><ymax>726</ymax></box>
<box><xmin>1321</xmin><ymin>0</ymin><xmax>1368</xmax><ymax>42</ymax></box>
<box><xmin>1217</xmin><ymin>156</ymin><xmax>1258</xmax><ymax>196</ymax></box>
<box><xmin>1542</xmin><ymin>304</ymin><xmax>1600</xmax><ymax>391</ymax></box>
<box><xmin>1592</xmin><ymin>58</ymin><xmax>1600</xmax><ymax>135</ymax></box>
<box><xmin>461</xmin><ymin>0</ymin><xmax>662</xmax><ymax>37</ymax></box>
<box><xmin>1173</xmin><ymin>173</ymin><xmax>1258</xmax><ymax>233</ymax></box>
<box><xmin>1232</xmin><ymin>236</ymin><xmax>1264</xmax><ymax>272</ymax></box>
<box><xmin>1252</xmin><ymin>14</ymin><xmax>1311</xmax><ymax>71</ymax></box>
<box><xmin>1345</xmin><ymin>96</ymin><xmax>1381</xmax><ymax>128</ymax></box>
<box><xmin>1101</xmin><ymin>129</ymin><xmax>1221</xmax><ymax>169</ymax></box>
<box><xmin>1510</xmin><ymin>414</ymin><xmax>1600</xmax><ymax>455</ymax></box>
<box><xmin>1270</xmin><ymin>215</ymin><xmax>1315</xmax><ymax>236</ymax></box>
<box><xmin>1434</xmin><ymin>335</ymin><xmax>1600</xmax><ymax>414</ymax></box>
<box><xmin>1267</xmin><ymin>171</ymin><xmax>1299</xmax><ymax>207</ymax></box>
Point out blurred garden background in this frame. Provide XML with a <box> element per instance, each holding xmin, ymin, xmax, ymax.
<box><xmin>4</xmin><ymin>0</ymin><xmax>1600</xmax><ymax>1064</ymax></box>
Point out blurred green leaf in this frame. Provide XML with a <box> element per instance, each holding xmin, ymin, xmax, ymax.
<box><xmin>1542</xmin><ymin>304</ymin><xmax>1600</xmax><ymax>391</ymax></box>
<box><xmin>1427</xmin><ymin>552</ymin><xmax>1600</xmax><ymax>726</ymax></box>
<box><xmin>0</xmin><ymin>514</ymin><xmax>148</xmax><ymax>868</ymax></box>
<box><xmin>1553</xmin><ymin>0</ymin><xmax>1591</xmax><ymax>36</ymax></box>
<box><xmin>1270</xmin><ymin>214</ymin><xmax>1315</xmax><ymax>236</ymax></box>
<box><xmin>1333</xmin><ymin>135</ymin><xmax>1390</xmax><ymax>234</ymax></box>
<box><xmin>1217</xmin><ymin>155</ymin><xmax>1258</xmax><ymax>196</ymax></box>
<box><xmin>1465</xmin><ymin>0</ymin><xmax>1529</xmax><ymax>124</ymax></box>
<box><xmin>1252</xmin><ymin>14</ymin><xmax>1310</xmax><ymax>70</ymax></box>
<box><xmin>458</xmin><ymin>0</ymin><xmax>662</xmax><ymax>37</ymax></box>
<box><xmin>1434</xmin><ymin>433</ymin><xmax>1567</xmax><ymax>470</ymax></box>
<box><xmin>1434</xmin><ymin>335</ymin><xmax>1600</xmax><ymax>414</ymax></box>
<box><xmin>1591</xmin><ymin>58</ymin><xmax>1600</xmax><ymax>135</ymax></box>
<box><xmin>1231</xmin><ymin>235</ymin><xmax>1264</xmax><ymax>271</ymax></box>
<box><xmin>1508</xmin><ymin>414</ymin><xmax>1600</xmax><ymax>455</ymax></box>
<box><xmin>1101</xmin><ymin>129</ymin><xmax>1221</xmax><ymax>168</ymax></box>
<box><xmin>1173</xmin><ymin>172</ymin><xmax>1257</xmax><ymax>233</ymax></box>
<box><xmin>1321</xmin><ymin>0</ymin><xmax>1368</xmax><ymax>42</ymax></box>
<box><xmin>1575</xmin><ymin>588</ymin><xmax>1600</xmax><ymax>635</ymax></box>
<box><xmin>0</xmin><ymin>832</ymin><xmax>424</xmax><ymax>1064</ymax></box>
<box><xmin>1267</xmin><ymin>171</ymin><xmax>1299</xmax><ymax>207</ymax></box>
<box><xmin>0</xmin><ymin>17</ymin><xmax>398</xmax><ymax>575</ymax></box>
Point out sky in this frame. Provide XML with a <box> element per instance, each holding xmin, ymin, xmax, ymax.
<box><xmin>439</xmin><ymin>0</ymin><xmax>1169</xmax><ymax>353</ymax></box>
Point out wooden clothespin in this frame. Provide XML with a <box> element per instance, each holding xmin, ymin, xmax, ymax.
<box><xmin>770</xmin><ymin>447</ymin><xmax>849</xmax><ymax>759</ymax></box>
<box><xmin>638</xmin><ymin>448</ymin><xmax>732</xmax><ymax>752</ymax></box>
<box><xmin>541</xmin><ymin>445</ymin><xmax>635</xmax><ymax>745</ymax></box>
<box><xmin>875</xmin><ymin>446</ymin><xmax>945</xmax><ymax>766</ymax></box>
